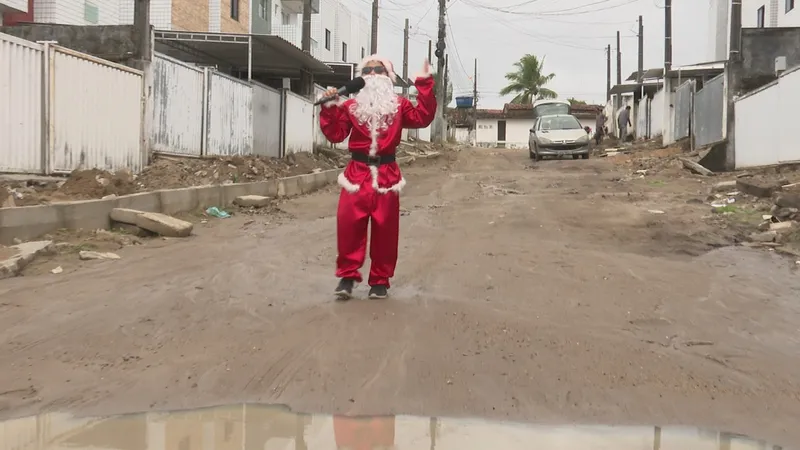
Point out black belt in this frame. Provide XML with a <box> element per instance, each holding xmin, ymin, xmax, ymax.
<box><xmin>350</xmin><ymin>152</ymin><xmax>396</xmax><ymax>166</ymax></box>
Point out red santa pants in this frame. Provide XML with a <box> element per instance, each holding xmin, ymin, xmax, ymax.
<box><xmin>335</xmin><ymin>180</ymin><xmax>400</xmax><ymax>287</ymax></box>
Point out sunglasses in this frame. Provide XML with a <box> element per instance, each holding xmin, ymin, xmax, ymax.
<box><xmin>361</xmin><ymin>66</ymin><xmax>387</xmax><ymax>75</ymax></box>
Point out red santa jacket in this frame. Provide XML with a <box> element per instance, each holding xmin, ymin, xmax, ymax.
<box><xmin>319</xmin><ymin>74</ymin><xmax>436</xmax><ymax>194</ymax></box>
<box><xmin>333</xmin><ymin>415</ymin><xmax>395</xmax><ymax>450</ymax></box>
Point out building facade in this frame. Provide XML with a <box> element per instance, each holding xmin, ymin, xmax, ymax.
<box><xmin>2</xmin><ymin>0</ymin><xmax>369</xmax><ymax>66</ymax></box>
<box><xmin>707</xmin><ymin>0</ymin><xmax>799</xmax><ymax>60</ymax></box>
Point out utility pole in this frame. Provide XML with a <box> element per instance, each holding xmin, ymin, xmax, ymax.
<box><xmin>725</xmin><ymin>0</ymin><xmax>742</xmax><ymax>170</ymax></box>
<box><xmin>299</xmin><ymin>0</ymin><xmax>313</xmax><ymax>96</ymax></box>
<box><xmin>606</xmin><ymin>44</ymin><xmax>611</xmax><ymax>101</ymax></box>
<box><xmin>615</xmin><ymin>30</ymin><xmax>622</xmax><ymax>137</ymax></box>
<box><xmin>433</xmin><ymin>0</ymin><xmax>447</xmax><ymax>143</ymax></box>
<box><xmin>443</xmin><ymin>54</ymin><xmax>449</xmax><ymax>102</ymax></box>
<box><xmin>473</xmin><ymin>58</ymin><xmax>478</xmax><ymax>131</ymax></box>
<box><xmin>133</xmin><ymin>0</ymin><xmax>151</xmax><ymax>62</ymax></box>
<box><xmin>402</xmin><ymin>18</ymin><xmax>409</xmax><ymax>94</ymax></box>
<box><xmin>370</xmin><ymin>0</ymin><xmax>379</xmax><ymax>54</ymax></box>
<box><xmin>665</xmin><ymin>0</ymin><xmax>672</xmax><ymax>72</ymax></box>
<box><xmin>428</xmin><ymin>40</ymin><xmax>432</xmax><ymax>62</ymax></box>
<box><xmin>637</xmin><ymin>15</ymin><xmax>643</xmax><ymax>83</ymax></box>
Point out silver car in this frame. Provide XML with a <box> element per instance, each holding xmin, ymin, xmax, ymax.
<box><xmin>528</xmin><ymin>114</ymin><xmax>591</xmax><ymax>161</ymax></box>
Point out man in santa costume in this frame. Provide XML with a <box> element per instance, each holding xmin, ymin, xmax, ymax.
<box><xmin>319</xmin><ymin>55</ymin><xmax>436</xmax><ymax>300</ymax></box>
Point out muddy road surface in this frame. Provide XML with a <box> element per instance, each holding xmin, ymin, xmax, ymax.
<box><xmin>2</xmin><ymin>148</ymin><xmax>800</xmax><ymax>446</ymax></box>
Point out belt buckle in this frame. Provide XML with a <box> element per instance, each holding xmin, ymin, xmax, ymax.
<box><xmin>366</xmin><ymin>155</ymin><xmax>381</xmax><ymax>166</ymax></box>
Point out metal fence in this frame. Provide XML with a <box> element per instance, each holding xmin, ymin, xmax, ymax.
<box><xmin>0</xmin><ymin>33</ymin><xmax>43</xmax><ymax>174</ymax></box>
<box><xmin>284</xmin><ymin>91</ymin><xmax>314</xmax><ymax>155</ymax></box>
<box><xmin>151</xmin><ymin>54</ymin><xmax>204</xmax><ymax>157</ymax></box>
<box><xmin>252</xmin><ymin>82</ymin><xmax>282</xmax><ymax>158</ymax></box>
<box><xmin>205</xmin><ymin>71</ymin><xmax>253</xmax><ymax>156</ymax></box>
<box><xmin>48</xmin><ymin>45</ymin><xmax>144</xmax><ymax>173</ymax></box>
<box><xmin>673</xmin><ymin>80</ymin><xmax>695</xmax><ymax>141</ymax></box>
<box><xmin>692</xmin><ymin>74</ymin><xmax>725</xmax><ymax>148</ymax></box>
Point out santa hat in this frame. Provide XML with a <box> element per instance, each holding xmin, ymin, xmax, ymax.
<box><xmin>357</xmin><ymin>54</ymin><xmax>397</xmax><ymax>83</ymax></box>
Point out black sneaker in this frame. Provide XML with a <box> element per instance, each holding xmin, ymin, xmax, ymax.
<box><xmin>334</xmin><ymin>278</ymin><xmax>355</xmax><ymax>300</ymax></box>
<box><xmin>368</xmin><ymin>285</ymin><xmax>388</xmax><ymax>299</ymax></box>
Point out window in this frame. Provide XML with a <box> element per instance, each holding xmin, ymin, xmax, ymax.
<box><xmin>231</xmin><ymin>0</ymin><xmax>239</xmax><ymax>21</ymax></box>
<box><xmin>258</xmin><ymin>0</ymin><xmax>267</xmax><ymax>19</ymax></box>
<box><xmin>361</xmin><ymin>47</ymin><xmax>365</xmax><ymax>58</ymax></box>
<box><xmin>757</xmin><ymin>5</ymin><xmax>765</xmax><ymax>27</ymax></box>
<box><xmin>342</xmin><ymin>42</ymin><xmax>347</xmax><ymax>61</ymax></box>
<box><xmin>83</xmin><ymin>1</ymin><xmax>98</xmax><ymax>24</ymax></box>
<box><xmin>281</xmin><ymin>13</ymin><xmax>289</xmax><ymax>24</ymax></box>
<box><xmin>325</xmin><ymin>29</ymin><xmax>331</xmax><ymax>50</ymax></box>
<box><xmin>787</xmin><ymin>0</ymin><xmax>795</xmax><ymax>13</ymax></box>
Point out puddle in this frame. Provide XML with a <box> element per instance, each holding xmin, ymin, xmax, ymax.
<box><xmin>0</xmin><ymin>404</ymin><xmax>786</xmax><ymax>449</ymax></box>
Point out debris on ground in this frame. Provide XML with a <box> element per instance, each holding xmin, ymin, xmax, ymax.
<box><xmin>78</xmin><ymin>251</ymin><xmax>121</xmax><ymax>261</ymax></box>
<box><xmin>0</xmin><ymin>151</ymin><xmax>345</xmax><ymax>206</ymax></box>
<box><xmin>0</xmin><ymin>241</ymin><xmax>54</xmax><ymax>279</ymax></box>
<box><xmin>110</xmin><ymin>208</ymin><xmax>193</xmax><ymax>238</ymax></box>
<box><xmin>206</xmin><ymin>207</ymin><xmax>231</xmax><ymax>218</ymax></box>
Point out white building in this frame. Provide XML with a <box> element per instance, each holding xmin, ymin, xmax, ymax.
<box><xmin>0</xmin><ymin>0</ymin><xmax>28</xmax><ymax>16</ymax></box>
<box><xmin>708</xmin><ymin>0</ymin><xmax>800</xmax><ymax>60</ymax></box>
<box><xmin>1</xmin><ymin>0</ymin><xmax>370</xmax><ymax>67</ymax></box>
<box><xmin>271</xmin><ymin>0</ymin><xmax>370</xmax><ymax>65</ymax></box>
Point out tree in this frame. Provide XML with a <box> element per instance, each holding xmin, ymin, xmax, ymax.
<box><xmin>567</xmin><ymin>97</ymin><xmax>587</xmax><ymax>105</ymax></box>
<box><xmin>500</xmin><ymin>54</ymin><xmax>557</xmax><ymax>104</ymax></box>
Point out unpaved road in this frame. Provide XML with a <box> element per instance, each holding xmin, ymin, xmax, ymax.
<box><xmin>2</xmin><ymin>148</ymin><xmax>800</xmax><ymax>446</ymax></box>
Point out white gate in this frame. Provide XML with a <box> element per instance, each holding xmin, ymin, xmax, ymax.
<box><xmin>252</xmin><ymin>83</ymin><xmax>282</xmax><ymax>158</ymax></box>
<box><xmin>47</xmin><ymin>45</ymin><xmax>144</xmax><ymax>173</ymax></box>
<box><xmin>0</xmin><ymin>33</ymin><xmax>43</xmax><ymax>174</ymax></box>
<box><xmin>205</xmin><ymin>71</ymin><xmax>253</xmax><ymax>156</ymax></box>
<box><xmin>151</xmin><ymin>53</ymin><xmax>204</xmax><ymax>156</ymax></box>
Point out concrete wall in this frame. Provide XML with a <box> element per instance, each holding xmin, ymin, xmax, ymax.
<box><xmin>0</xmin><ymin>169</ymin><xmax>341</xmax><ymax>244</ymax></box>
<box><xmin>740</xmin><ymin>27</ymin><xmax>800</xmax><ymax>90</ymax></box>
<box><xmin>0</xmin><ymin>0</ymin><xmax>26</xmax><ymax>13</ymax></box>
<box><xmin>0</xmin><ymin>24</ymin><xmax>140</xmax><ymax>62</ymax></box>
<box><xmin>32</xmin><ymin>0</ymin><xmax>120</xmax><ymax>25</ymax></box>
<box><xmin>475</xmin><ymin>118</ymin><xmax>530</xmax><ymax>148</ymax></box>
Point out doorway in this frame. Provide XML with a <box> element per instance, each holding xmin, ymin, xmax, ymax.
<box><xmin>497</xmin><ymin>120</ymin><xmax>507</xmax><ymax>147</ymax></box>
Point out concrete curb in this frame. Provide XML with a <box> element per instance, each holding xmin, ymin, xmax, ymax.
<box><xmin>0</xmin><ymin>152</ymin><xmax>443</xmax><ymax>244</ymax></box>
<box><xmin>0</xmin><ymin>168</ymin><xmax>341</xmax><ymax>245</ymax></box>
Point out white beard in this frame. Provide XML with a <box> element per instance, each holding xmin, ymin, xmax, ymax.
<box><xmin>351</xmin><ymin>74</ymin><xmax>399</xmax><ymax>130</ymax></box>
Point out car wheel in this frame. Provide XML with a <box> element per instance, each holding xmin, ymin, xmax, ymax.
<box><xmin>572</xmin><ymin>155</ymin><xmax>580</xmax><ymax>160</ymax></box>
<box><xmin>581</xmin><ymin>153</ymin><xmax>589</xmax><ymax>159</ymax></box>
<box><xmin>529</xmin><ymin>146</ymin><xmax>535</xmax><ymax>159</ymax></box>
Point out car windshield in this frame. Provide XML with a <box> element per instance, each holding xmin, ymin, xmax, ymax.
<box><xmin>539</xmin><ymin>116</ymin><xmax>581</xmax><ymax>130</ymax></box>
<box><xmin>534</xmin><ymin>103</ymin><xmax>570</xmax><ymax>117</ymax></box>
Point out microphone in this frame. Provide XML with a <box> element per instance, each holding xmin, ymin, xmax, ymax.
<box><xmin>314</xmin><ymin>77</ymin><xmax>365</xmax><ymax>106</ymax></box>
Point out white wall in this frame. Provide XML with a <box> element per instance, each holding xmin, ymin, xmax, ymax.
<box><xmin>475</xmin><ymin>118</ymin><xmax>530</xmax><ymax>148</ymax></box>
<box><xmin>734</xmin><ymin>65</ymin><xmax>800</xmax><ymax>168</ymax></box>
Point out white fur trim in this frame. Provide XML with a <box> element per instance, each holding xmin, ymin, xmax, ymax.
<box><xmin>368</xmin><ymin>118</ymin><xmax>379</xmax><ymax>157</ymax></box>
<box><xmin>377</xmin><ymin>177</ymin><xmax>406</xmax><ymax>194</ymax></box>
<box><xmin>369</xmin><ymin>164</ymin><xmax>380</xmax><ymax>191</ymax></box>
<box><xmin>337</xmin><ymin>172</ymin><xmax>360</xmax><ymax>193</ymax></box>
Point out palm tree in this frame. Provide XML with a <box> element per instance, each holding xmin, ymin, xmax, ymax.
<box><xmin>500</xmin><ymin>54</ymin><xmax>557</xmax><ymax>104</ymax></box>
<box><xmin>567</xmin><ymin>97</ymin><xmax>587</xmax><ymax>106</ymax></box>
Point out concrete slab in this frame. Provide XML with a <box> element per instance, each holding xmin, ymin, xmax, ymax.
<box><xmin>135</xmin><ymin>212</ymin><xmax>193</xmax><ymax>237</ymax></box>
<box><xmin>0</xmin><ymin>241</ymin><xmax>54</xmax><ymax>280</ymax></box>
<box><xmin>234</xmin><ymin>195</ymin><xmax>271</xmax><ymax>208</ymax></box>
<box><xmin>110</xmin><ymin>208</ymin><xmax>143</xmax><ymax>224</ymax></box>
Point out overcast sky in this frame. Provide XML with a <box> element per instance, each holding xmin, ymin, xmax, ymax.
<box><xmin>339</xmin><ymin>0</ymin><xmax>714</xmax><ymax>108</ymax></box>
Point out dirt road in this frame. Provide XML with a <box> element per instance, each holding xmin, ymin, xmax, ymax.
<box><xmin>2</xmin><ymin>148</ymin><xmax>800</xmax><ymax>445</ymax></box>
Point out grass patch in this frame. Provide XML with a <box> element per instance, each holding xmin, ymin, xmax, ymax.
<box><xmin>648</xmin><ymin>180</ymin><xmax>666</xmax><ymax>186</ymax></box>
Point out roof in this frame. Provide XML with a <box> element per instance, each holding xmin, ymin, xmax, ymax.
<box><xmin>609</xmin><ymin>79</ymin><xmax>663</xmax><ymax>95</ymax></box>
<box><xmin>447</xmin><ymin>103</ymin><xmax>603</xmax><ymax>123</ymax></box>
<box><xmin>153</xmin><ymin>30</ymin><xmax>333</xmax><ymax>78</ymax></box>
<box><xmin>625</xmin><ymin>61</ymin><xmax>726</xmax><ymax>82</ymax></box>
